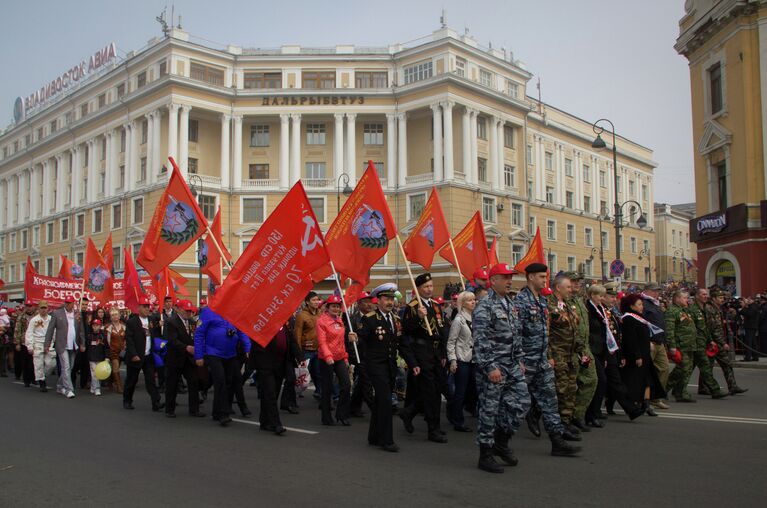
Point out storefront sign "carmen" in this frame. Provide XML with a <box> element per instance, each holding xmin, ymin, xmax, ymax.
<box><xmin>696</xmin><ymin>212</ymin><xmax>727</xmax><ymax>234</ymax></box>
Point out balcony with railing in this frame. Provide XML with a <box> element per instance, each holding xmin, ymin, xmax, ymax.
<box><xmin>405</xmin><ymin>173</ymin><xmax>433</xmax><ymax>185</ymax></box>
<box><xmin>242</xmin><ymin>178</ymin><xmax>279</xmax><ymax>189</ymax></box>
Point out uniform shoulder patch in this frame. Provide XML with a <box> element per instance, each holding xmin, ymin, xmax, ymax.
<box><xmin>408</xmin><ymin>299</ymin><xmax>419</xmax><ymax>307</ymax></box>
<box><xmin>364</xmin><ymin>311</ymin><xmax>376</xmax><ymax>318</ymax></box>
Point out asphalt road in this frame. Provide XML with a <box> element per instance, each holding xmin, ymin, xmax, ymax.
<box><xmin>1</xmin><ymin>368</ymin><xmax>766</xmax><ymax>508</ymax></box>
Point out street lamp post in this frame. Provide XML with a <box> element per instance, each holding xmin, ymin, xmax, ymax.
<box><xmin>336</xmin><ymin>173</ymin><xmax>353</xmax><ymax>211</ymax></box>
<box><xmin>639</xmin><ymin>247</ymin><xmax>652</xmax><ymax>283</ymax></box>
<box><xmin>587</xmin><ymin>247</ymin><xmax>603</xmax><ymax>281</ymax></box>
<box><xmin>673</xmin><ymin>248</ymin><xmax>686</xmax><ymax>282</ymax></box>
<box><xmin>189</xmin><ymin>174</ymin><xmax>203</xmax><ymax>304</ymax></box>
<box><xmin>597</xmin><ymin>210</ymin><xmax>607</xmax><ymax>281</ymax></box>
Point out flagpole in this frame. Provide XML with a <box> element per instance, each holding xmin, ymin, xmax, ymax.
<box><xmin>204</xmin><ymin>224</ymin><xmax>234</xmax><ymax>269</ymax></box>
<box><xmin>395</xmin><ymin>235</ymin><xmax>433</xmax><ymax>336</ymax></box>
<box><xmin>328</xmin><ymin>260</ymin><xmax>361</xmax><ymax>363</ymax></box>
<box><xmin>447</xmin><ymin>238</ymin><xmax>466</xmax><ymax>291</ymax></box>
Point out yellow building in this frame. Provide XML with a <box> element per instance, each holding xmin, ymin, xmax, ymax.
<box><xmin>676</xmin><ymin>0</ymin><xmax>767</xmax><ymax>296</ymax></box>
<box><xmin>0</xmin><ymin>25</ymin><xmax>656</xmax><ymax>301</ymax></box>
<box><xmin>653</xmin><ymin>202</ymin><xmax>697</xmax><ymax>282</ymax></box>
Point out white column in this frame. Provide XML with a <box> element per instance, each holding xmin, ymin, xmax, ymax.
<box><xmin>88</xmin><ymin>140</ymin><xmax>98</xmax><ymax>201</ymax></box>
<box><xmin>145</xmin><ymin>113</ymin><xmax>154</xmax><ymax>185</ymax></box>
<box><xmin>607</xmin><ymin>161</ymin><xmax>615</xmax><ymax>217</ymax></box>
<box><xmin>104</xmin><ymin>133</ymin><xmax>113</xmax><ymax>198</ymax></box>
<box><xmin>9</xmin><ymin>175</ymin><xmax>17</xmax><ymax>224</ymax></box>
<box><xmin>232</xmin><ymin>114</ymin><xmax>243</xmax><ymax>189</ymax></box>
<box><xmin>345</xmin><ymin>113</ymin><xmax>357</xmax><ymax>185</ymax></box>
<box><xmin>131</xmin><ymin>123</ymin><xmax>141</xmax><ymax>189</ymax></box>
<box><xmin>470</xmin><ymin>110</ymin><xmax>479</xmax><ymax>184</ymax></box>
<box><xmin>56</xmin><ymin>154</ymin><xmax>66</xmax><ymax>211</ymax></box>
<box><xmin>556</xmin><ymin>144</ymin><xmax>565</xmax><ymax>204</ymax></box>
<box><xmin>573</xmin><ymin>151</ymin><xmax>582</xmax><ymax>209</ymax></box>
<box><xmin>536</xmin><ymin>136</ymin><xmax>545</xmax><ymax>201</ymax></box>
<box><xmin>279</xmin><ymin>114</ymin><xmax>290</xmax><ymax>189</ymax></box>
<box><xmin>0</xmin><ymin>179</ymin><xmax>5</xmax><ymax>228</ymax></box>
<box><xmin>430</xmin><ymin>104</ymin><xmax>443</xmax><ymax>182</ymax></box>
<box><xmin>489</xmin><ymin>116</ymin><xmax>499</xmax><ymax>185</ymax></box>
<box><xmin>28</xmin><ymin>167</ymin><xmax>38</xmax><ymax>219</ymax></box>
<box><xmin>167</xmin><ymin>103</ymin><xmax>180</xmax><ymax>170</ymax></box>
<box><xmin>591</xmin><ymin>155</ymin><xmax>599</xmax><ymax>213</ymax></box>
<box><xmin>72</xmin><ymin>147</ymin><xmax>82</xmax><ymax>206</ymax></box>
<box><xmin>442</xmin><ymin>101</ymin><xmax>454</xmax><ymax>182</ymax></box>
<box><xmin>219</xmin><ymin>113</ymin><xmax>231</xmax><ymax>189</ymax></box>
<box><xmin>461</xmin><ymin>107</ymin><xmax>471</xmax><ymax>183</ymax></box>
<box><xmin>334</xmin><ymin>113</ymin><xmax>345</xmax><ymax>181</ymax></box>
<box><xmin>109</xmin><ymin>129</ymin><xmax>119</xmax><ymax>195</ymax></box>
<box><xmin>178</xmin><ymin>105</ymin><xmax>191</xmax><ymax>177</ymax></box>
<box><xmin>124</xmin><ymin>127</ymin><xmax>134</xmax><ymax>192</ymax></box>
<box><xmin>152</xmin><ymin>110</ymin><xmax>162</xmax><ymax>181</ymax></box>
<box><xmin>386</xmin><ymin>113</ymin><xmax>397</xmax><ymax>189</ymax></box>
<box><xmin>397</xmin><ymin>112</ymin><xmax>408</xmax><ymax>188</ymax></box>
<box><xmin>290</xmin><ymin>113</ymin><xmax>301</xmax><ymax>185</ymax></box>
<box><xmin>496</xmin><ymin>119</ymin><xmax>504</xmax><ymax>187</ymax></box>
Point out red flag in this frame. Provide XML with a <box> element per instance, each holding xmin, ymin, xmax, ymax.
<box><xmin>123</xmin><ymin>247</ymin><xmax>145</xmax><ymax>313</ymax></box>
<box><xmin>137</xmin><ymin>157</ymin><xmax>208</xmax><ymax>276</ymax></box>
<box><xmin>84</xmin><ymin>238</ymin><xmax>115</xmax><ymax>303</ymax></box>
<box><xmin>343</xmin><ymin>281</ymin><xmax>365</xmax><ymax>307</ymax></box>
<box><xmin>201</xmin><ymin>207</ymin><xmax>231</xmax><ymax>285</ymax></box>
<box><xmin>154</xmin><ymin>267</ymin><xmax>176</xmax><ymax>312</ymax></box>
<box><xmin>323</xmin><ymin>160</ymin><xmax>396</xmax><ymax>284</ymax></box>
<box><xmin>0</xmin><ymin>278</ymin><xmax>4</xmax><ymax>290</ymax></box>
<box><xmin>58</xmin><ymin>255</ymin><xmax>83</xmax><ymax>279</ymax></box>
<box><xmin>402</xmin><ymin>187</ymin><xmax>450</xmax><ymax>270</ymax></box>
<box><xmin>101</xmin><ymin>233</ymin><xmax>114</xmax><ymax>272</ymax></box>
<box><xmin>513</xmin><ymin>227</ymin><xmax>546</xmax><ymax>274</ymax></box>
<box><xmin>26</xmin><ymin>256</ymin><xmax>37</xmax><ymax>275</ymax></box>
<box><xmin>210</xmin><ymin>182</ymin><xmax>329</xmax><ymax>347</ymax></box>
<box><xmin>439</xmin><ymin>212</ymin><xmax>489</xmax><ymax>280</ymax></box>
<box><xmin>167</xmin><ymin>267</ymin><xmax>189</xmax><ymax>296</ymax></box>
<box><xmin>488</xmin><ymin>236</ymin><xmax>499</xmax><ymax>266</ymax></box>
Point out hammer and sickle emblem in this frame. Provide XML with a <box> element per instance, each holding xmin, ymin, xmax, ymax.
<box><xmin>301</xmin><ymin>213</ymin><xmax>324</xmax><ymax>256</ymax></box>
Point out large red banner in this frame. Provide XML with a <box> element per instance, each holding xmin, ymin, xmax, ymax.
<box><xmin>24</xmin><ymin>268</ymin><xmax>155</xmax><ymax>309</ymax></box>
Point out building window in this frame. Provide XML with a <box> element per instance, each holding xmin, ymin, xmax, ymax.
<box><xmin>630</xmin><ymin>237</ymin><xmax>637</xmax><ymax>254</ymax></box>
<box><xmin>566</xmin><ymin>191</ymin><xmax>574</xmax><ymax>209</ymax></box>
<box><xmin>21</xmin><ymin>229</ymin><xmax>28</xmax><ymax>250</ymax></box>
<box><xmin>363</xmin><ymin>123</ymin><xmax>384</xmax><ymax>145</ymax></box>
<box><xmin>61</xmin><ymin>218</ymin><xmax>69</xmax><ymax>241</ymax></box>
<box><xmin>76</xmin><ymin>214</ymin><xmax>84</xmax><ymax>237</ymax></box>
<box><xmin>302</xmin><ymin>71</ymin><xmax>336</xmax><ymax>89</ymax></box>
<box><xmin>305</xmin><ymin>162</ymin><xmax>327</xmax><ymax>180</ymax></box>
<box><xmin>567</xmin><ymin>256</ymin><xmax>576</xmax><ymax>271</ymax></box>
<box><xmin>403</xmin><ymin>60</ymin><xmax>433</xmax><ymax>84</ymax></box>
<box><xmin>355</xmin><ymin>71</ymin><xmax>387</xmax><ymax>88</ymax></box>
<box><xmin>362</xmin><ymin>161</ymin><xmax>385</xmax><ymax>179</ymax></box>
<box><xmin>477</xmin><ymin>117</ymin><xmax>487</xmax><ymax>140</ymax></box>
<box><xmin>642</xmin><ymin>184</ymin><xmax>648</xmax><ymax>202</ymax></box>
<box><xmin>454</xmin><ymin>57</ymin><xmax>466</xmax><ymax>77</ymax></box>
<box><xmin>583</xmin><ymin>195</ymin><xmax>591</xmax><ymax>213</ymax></box>
<box><xmin>709</xmin><ymin>62</ymin><xmax>723</xmax><ymax>115</ymax></box>
<box><xmin>616</xmin><ymin>174</ymin><xmax>622</xmax><ymax>194</ymax></box>
<box><xmin>583</xmin><ymin>164</ymin><xmax>591</xmax><ymax>182</ymax></box>
<box><xmin>112</xmin><ymin>203</ymin><xmax>122</xmax><ymax>229</ymax></box>
<box><xmin>132</xmin><ymin>198</ymin><xmax>143</xmax><ymax>225</ymax></box>
<box><xmin>601</xmin><ymin>230</ymin><xmax>609</xmax><ymax>249</ymax></box>
<box><xmin>75</xmin><ymin>252</ymin><xmax>84</xmax><ymax>268</ymax></box>
<box><xmin>566</xmin><ymin>224</ymin><xmax>575</xmax><ymax>244</ymax></box>
<box><xmin>478</xmin><ymin>158</ymin><xmax>488</xmax><ymax>183</ymax></box>
<box><xmin>629</xmin><ymin>180</ymin><xmax>636</xmax><ymax>197</ymax></box>
<box><xmin>119</xmin><ymin>165</ymin><xmax>125</xmax><ymax>189</ymax></box>
<box><xmin>159</xmin><ymin>60</ymin><xmax>167</xmax><ymax>77</ymax></box>
<box><xmin>548</xmin><ymin>253</ymin><xmax>557</xmax><ymax>273</ymax></box>
<box><xmin>306</xmin><ymin>123</ymin><xmax>326</xmax><ymax>145</ymax></box>
<box><xmin>80</xmin><ymin>103</ymin><xmax>89</xmax><ymax>118</ymax></box>
<box><xmin>545</xmin><ymin>186</ymin><xmax>554</xmax><ymax>204</ymax></box>
<box><xmin>600</xmin><ymin>200</ymin><xmax>608</xmax><ymax>216</ymax></box>
<box><xmin>45</xmin><ymin>257</ymin><xmax>54</xmax><ymax>276</ymax></box>
<box><xmin>248</xmin><ymin>164</ymin><xmax>270</xmax><ymax>180</ymax></box>
<box><xmin>503</xmin><ymin>126</ymin><xmax>514</xmax><ymax>149</ymax></box>
<box><xmin>188</xmin><ymin>158</ymin><xmax>198</xmax><ymax>175</ymax></box>
<box><xmin>630</xmin><ymin>265</ymin><xmax>637</xmax><ymax>281</ymax></box>
<box><xmin>585</xmin><ymin>258</ymin><xmax>593</xmax><ymax>276</ymax></box>
<box><xmin>136</xmin><ymin>71</ymin><xmax>147</xmax><ymax>88</ymax></box>
<box><xmin>528</xmin><ymin>215</ymin><xmax>536</xmax><ymax>236</ymax></box>
<box><xmin>643</xmin><ymin>239</ymin><xmax>649</xmax><ymax>252</ymax></box>
<box><xmin>188</xmin><ymin>119</ymin><xmax>199</xmax><ymax>142</ymax></box>
<box><xmin>504</xmin><ymin>165</ymin><xmax>516</xmax><ymax>188</ymax></box>
<box><xmin>197</xmin><ymin>195</ymin><xmax>217</xmax><ymax>221</ymax></box>
<box><xmin>565</xmin><ymin>158</ymin><xmax>573</xmax><ymax>177</ymax></box>
<box><xmin>116</xmin><ymin>83</ymin><xmax>125</xmax><ymax>98</ymax></box>
<box><xmin>139</xmin><ymin>157</ymin><xmax>147</xmax><ymax>181</ymax></box>
<box><xmin>547</xmin><ymin>220</ymin><xmax>556</xmax><ymax>241</ymax></box>
<box><xmin>506</xmin><ymin>80</ymin><xmax>519</xmax><ymax>98</ymax></box>
<box><xmin>92</xmin><ymin>209</ymin><xmax>102</xmax><ymax>233</ymax></box>
<box><xmin>113</xmin><ymin>246</ymin><xmax>123</xmax><ymax>271</ymax></box>
<box><xmin>190</xmin><ymin>62</ymin><xmax>224</xmax><ymax>86</ymax></box>
<box><xmin>585</xmin><ymin>227</ymin><xmax>593</xmax><ymax>246</ymax></box>
<box><xmin>250</xmin><ymin>125</ymin><xmax>270</xmax><ymax>147</ymax></box>
<box><xmin>10</xmin><ymin>233</ymin><xmax>16</xmax><ymax>252</ymax></box>
<box><xmin>479</xmin><ymin>68</ymin><xmax>493</xmax><ymax>87</ymax></box>
<box><xmin>50</xmin><ymin>119</ymin><xmax>58</xmax><ymax>134</ymax></box>
<box><xmin>526</xmin><ymin>144</ymin><xmax>532</xmax><ymax>165</ymax></box>
<box><xmin>482</xmin><ymin>197</ymin><xmax>497</xmax><ymax>223</ymax></box>
<box><xmin>545</xmin><ymin>151</ymin><xmax>553</xmax><ymax>171</ymax></box>
<box><xmin>243</xmin><ymin>72</ymin><xmax>282</xmax><ymax>89</ymax></box>
<box><xmin>511</xmin><ymin>203</ymin><xmax>522</xmax><ymax>227</ymax></box>
<box><xmin>120</xmin><ymin>130</ymin><xmax>126</xmax><ymax>152</ymax></box>
<box><xmin>512</xmin><ymin>244</ymin><xmax>524</xmax><ymax>265</ymax></box>
<box><xmin>408</xmin><ymin>193</ymin><xmax>426</xmax><ymax>221</ymax></box>
<box><xmin>716</xmin><ymin>161</ymin><xmax>728</xmax><ymax>210</ymax></box>
<box><xmin>599</xmin><ymin>170</ymin><xmax>607</xmax><ymax>188</ymax></box>
<box><xmin>308</xmin><ymin>197</ymin><xmax>326</xmax><ymax>223</ymax></box>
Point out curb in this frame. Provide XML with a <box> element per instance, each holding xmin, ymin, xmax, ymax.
<box><xmin>733</xmin><ymin>361</ymin><xmax>767</xmax><ymax>370</ymax></box>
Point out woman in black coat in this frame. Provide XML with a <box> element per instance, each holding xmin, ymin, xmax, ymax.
<box><xmin>619</xmin><ymin>294</ymin><xmax>656</xmax><ymax>414</ymax></box>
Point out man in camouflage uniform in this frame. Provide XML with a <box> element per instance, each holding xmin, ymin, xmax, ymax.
<box><xmin>665</xmin><ymin>290</ymin><xmax>701</xmax><ymax>402</ymax></box>
<box><xmin>472</xmin><ymin>263</ymin><xmax>531</xmax><ymax>473</ymax></box>
<box><xmin>686</xmin><ymin>288</ymin><xmax>728</xmax><ymax>399</ymax></box>
<box><xmin>700</xmin><ymin>289</ymin><xmax>747</xmax><ymax>395</ymax></box>
<box><xmin>13</xmin><ymin>299</ymin><xmax>36</xmax><ymax>387</ymax></box>
<box><xmin>548</xmin><ymin>274</ymin><xmax>587</xmax><ymax>438</ymax></box>
<box><xmin>567</xmin><ymin>272</ymin><xmax>598</xmax><ymax>431</ymax></box>
<box><xmin>514</xmin><ymin>263</ymin><xmax>580</xmax><ymax>456</ymax></box>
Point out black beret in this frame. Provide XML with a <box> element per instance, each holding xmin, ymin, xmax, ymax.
<box><xmin>525</xmin><ymin>263</ymin><xmax>548</xmax><ymax>274</ymax></box>
<box><xmin>414</xmin><ymin>273</ymin><xmax>432</xmax><ymax>287</ymax></box>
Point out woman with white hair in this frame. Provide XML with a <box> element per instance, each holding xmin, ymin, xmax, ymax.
<box><xmin>446</xmin><ymin>291</ymin><xmax>477</xmax><ymax>432</ymax></box>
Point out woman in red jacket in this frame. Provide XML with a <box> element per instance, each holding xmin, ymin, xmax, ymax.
<box><xmin>316</xmin><ymin>295</ymin><xmax>354</xmax><ymax>426</ymax></box>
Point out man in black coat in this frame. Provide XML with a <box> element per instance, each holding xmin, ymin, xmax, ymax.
<box><xmin>123</xmin><ymin>296</ymin><xmax>164</xmax><ymax>411</ymax></box>
<box><xmin>164</xmin><ymin>300</ymin><xmax>203</xmax><ymax>417</ymax></box>
<box><xmin>739</xmin><ymin>298</ymin><xmax>760</xmax><ymax>361</ymax></box>
<box><xmin>641</xmin><ymin>282</ymin><xmax>670</xmax><ymax>407</ymax></box>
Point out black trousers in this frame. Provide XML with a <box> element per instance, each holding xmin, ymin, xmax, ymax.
<box><xmin>320</xmin><ymin>360</ymin><xmax>351</xmax><ymax>423</ymax></box>
<box><xmin>280</xmin><ymin>360</ymin><xmax>297</xmax><ymax>409</ymax></box>
<box><xmin>15</xmin><ymin>345</ymin><xmax>35</xmax><ymax>383</ymax></box>
<box><xmin>402</xmin><ymin>343</ymin><xmax>445</xmax><ymax>431</ymax></box>
<box><xmin>228</xmin><ymin>357</ymin><xmax>248</xmax><ymax>409</ymax></box>
<box><xmin>603</xmin><ymin>353</ymin><xmax>637</xmax><ymax>414</ymax></box>
<box><xmin>72</xmin><ymin>350</ymin><xmax>90</xmax><ymax>389</ymax></box>
<box><xmin>165</xmin><ymin>358</ymin><xmax>200</xmax><ymax>414</ymax></box>
<box><xmin>123</xmin><ymin>356</ymin><xmax>161</xmax><ymax>407</ymax></box>
<box><xmin>366</xmin><ymin>361</ymin><xmax>395</xmax><ymax>446</ymax></box>
<box><xmin>257</xmin><ymin>368</ymin><xmax>284</xmax><ymax>429</ymax></box>
<box><xmin>586</xmin><ymin>351</ymin><xmax>608</xmax><ymax>421</ymax></box>
<box><xmin>206</xmin><ymin>356</ymin><xmax>236</xmax><ymax>419</ymax></box>
<box><xmin>350</xmin><ymin>362</ymin><xmax>375</xmax><ymax>413</ymax></box>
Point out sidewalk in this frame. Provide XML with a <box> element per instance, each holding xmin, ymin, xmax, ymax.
<box><xmin>734</xmin><ymin>358</ymin><xmax>767</xmax><ymax>370</ymax></box>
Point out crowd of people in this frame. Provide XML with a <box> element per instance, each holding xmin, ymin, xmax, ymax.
<box><xmin>0</xmin><ymin>266</ymin><xmax>762</xmax><ymax>474</ymax></box>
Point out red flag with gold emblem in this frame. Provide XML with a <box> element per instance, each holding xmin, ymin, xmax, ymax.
<box><xmin>439</xmin><ymin>212</ymin><xmax>489</xmax><ymax>280</ymax></box>
<box><xmin>402</xmin><ymin>187</ymin><xmax>450</xmax><ymax>270</ymax></box>
<box><xmin>513</xmin><ymin>226</ymin><xmax>546</xmax><ymax>274</ymax></box>
<box><xmin>137</xmin><ymin>157</ymin><xmax>208</xmax><ymax>276</ymax></box>
<box><xmin>58</xmin><ymin>255</ymin><xmax>83</xmax><ymax>279</ymax></box>
<box><xmin>84</xmin><ymin>238</ymin><xmax>114</xmax><ymax>303</ymax></box>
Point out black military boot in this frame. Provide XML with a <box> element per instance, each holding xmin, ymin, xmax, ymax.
<box><xmin>478</xmin><ymin>445</ymin><xmax>504</xmax><ymax>473</ymax></box>
<box><xmin>526</xmin><ymin>407</ymin><xmax>541</xmax><ymax>438</ymax></box>
<box><xmin>492</xmin><ymin>430</ymin><xmax>518</xmax><ymax>466</ymax></box>
<box><xmin>571</xmin><ymin>418</ymin><xmax>591</xmax><ymax>432</ymax></box>
<box><xmin>39</xmin><ymin>380</ymin><xmax>48</xmax><ymax>393</ymax></box>
<box><xmin>550</xmin><ymin>433</ymin><xmax>581</xmax><ymax>457</ymax></box>
<box><xmin>561</xmin><ymin>426</ymin><xmax>582</xmax><ymax>442</ymax></box>
<box><xmin>730</xmin><ymin>386</ymin><xmax>748</xmax><ymax>395</ymax></box>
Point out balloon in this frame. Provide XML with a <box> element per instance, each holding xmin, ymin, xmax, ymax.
<box><xmin>94</xmin><ymin>360</ymin><xmax>112</xmax><ymax>380</ymax></box>
<box><xmin>394</xmin><ymin>291</ymin><xmax>402</xmax><ymax>300</ymax></box>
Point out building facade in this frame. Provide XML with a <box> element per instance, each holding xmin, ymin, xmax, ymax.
<box><xmin>676</xmin><ymin>0</ymin><xmax>767</xmax><ymax>296</ymax></box>
<box><xmin>654</xmin><ymin>202</ymin><xmax>697</xmax><ymax>282</ymax></box>
<box><xmin>0</xmin><ymin>25</ymin><xmax>656</xmax><ymax>300</ymax></box>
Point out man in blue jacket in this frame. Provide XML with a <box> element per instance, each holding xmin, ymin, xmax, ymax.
<box><xmin>194</xmin><ymin>306</ymin><xmax>252</xmax><ymax>426</ymax></box>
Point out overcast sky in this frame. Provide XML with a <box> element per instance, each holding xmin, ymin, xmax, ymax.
<box><xmin>0</xmin><ymin>0</ymin><xmax>693</xmax><ymax>204</ymax></box>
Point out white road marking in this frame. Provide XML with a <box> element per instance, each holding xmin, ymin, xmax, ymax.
<box><xmin>613</xmin><ymin>409</ymin><xmax>767</xmax><ymax>425</ymax></box>
<box><xmin>231</xmin><ymin>418</ymin><xmax>319</xmax><ymax>435</ymax></box>
<box><xmin>12</xmin><ymin>381</ymin><xmax>25</xmax><ymax>386</ymax></box>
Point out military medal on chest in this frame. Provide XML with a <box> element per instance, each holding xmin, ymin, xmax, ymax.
<box><xmin>375</xmin><ymin>325</ymin><xmax>386</xmax><ymax>341</ymax></box>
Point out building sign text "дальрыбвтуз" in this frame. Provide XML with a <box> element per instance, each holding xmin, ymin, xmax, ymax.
<box><xmin>260</xmin><ymin>96</ymin><xmax>365</xmax><ymax>106</ymax></box>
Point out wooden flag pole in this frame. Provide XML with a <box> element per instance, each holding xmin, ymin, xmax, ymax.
<box><xmin>204</xmin><ymin>225</ymin><xmax>234</xmax><ymax>270</ymax></box>
<box><xmin>329</xmin><ymin>260</ymin><xmax>361</xmax><ymax>364</ymax></box>
<box><xmin>395</xmin><ymin>235</ymin><xmax>433</xmax><ymax>336</ymax></box>
<box><xmin>447</xmin><ymin>238</ymin><xmax>466</xmax><ymax>291</ymax></box>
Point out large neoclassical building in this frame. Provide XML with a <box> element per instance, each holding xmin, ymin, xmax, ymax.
<box><xmin>0</xmin><ymin>24</ymin><xmax>656</xmax><ymax>300</ymax></box>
